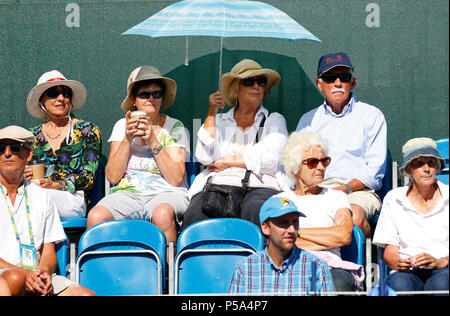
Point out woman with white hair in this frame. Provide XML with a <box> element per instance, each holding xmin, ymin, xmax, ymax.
<box><xmin>278</xmin><ymin>130</ymin><xmax>364</xmax><ymax>292</ymax></box>
<box><xmin>25</xmin><ymin>70</ymin><xmax>102</xmax><ymax>219</ymax></box>
<box><xmin>373</xmin><ymin>137</ymin><xmax>449</xmax><ymax>294</ymax></box>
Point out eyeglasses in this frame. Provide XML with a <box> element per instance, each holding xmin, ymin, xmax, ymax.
<box><xmin>303</xmin><ymin>156</ymin><xmax>331</xmax><ymax>169</ymax></box>
<box><xmin>135</xmin><ymin>90</ymin><xmax>163</xmax><ymax>100</ymax></box>
<box><xmin>0</xmin><ymin>143</ymin><xmax>27</xmax><ymax>155</ymax></box>
<box><xmin>241</xmin><ymin>77</ymin><xmax>267</xmax><ymax>87</ymax></box>
<box><xmin>409</xmin><ymin>157</ymin><xmax>440</xmax><ymax>169</ymax></box>
<box><xmin>43</xmin><ymin>88</ymin><xmax>72</xmax><ymax>99</ymax></box>
<box><xmin>320</xmin><ymin>72</ymin><xmax>353</xmax><ymax>83</ymax></box>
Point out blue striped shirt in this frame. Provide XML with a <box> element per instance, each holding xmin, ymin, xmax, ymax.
<box><xmin>228</xmin><ymin>246</ymin><xmax>335</xmax><ymax>295</ymax></box>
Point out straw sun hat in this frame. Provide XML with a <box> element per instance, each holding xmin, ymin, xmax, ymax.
<box><xmin>220</xmin><ymin>59</ymin><xmax>281</xmax><ymax>106</ymax></box>
<box><xmin>26</xmin><ymin>70</ymin><xmax>87</xmax><ymax>119</ymax></box>
<box><xmin>121</xmin><ymin>66</ymin><xmax>177</xmax><ymax>112</ymax></box>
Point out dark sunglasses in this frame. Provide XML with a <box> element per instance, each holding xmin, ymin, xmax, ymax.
<box><xmin>43</xmin><ymin>88</ymin><xmax>72</xmax><ymax>99</ymax></box>
<box><xmin>320</xmin><ymin>72</ymin><xmax>353</xmax><ymax>83</ymax></box>
<box><xmin>0</xmin><ymin>143</ymin><xmax>27</xmax><ymax>155</ymax></box>
<box><xmin>303</xmin><ymin>156</ymin><xmax>331</xmax><ymax>169</ymax></box>
<box><xmin>135</xmin><ymin>90</ymin><xmax>163</xmax><ymax>100</ymax></box>
<box><xmin>409</xmin><ymin>157</ymin><xmax>440</xmax><ymax>169</ymax></box>
<box><xmin>241</xmin><ymin>77</ymin><xmax>267</xmax><ymax>87</ymax></box>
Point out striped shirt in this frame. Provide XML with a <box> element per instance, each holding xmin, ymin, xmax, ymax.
<box><xmin>228</xmin><ymin>246</ymin><xmax>335</xmax><ymax>295</ymax></box>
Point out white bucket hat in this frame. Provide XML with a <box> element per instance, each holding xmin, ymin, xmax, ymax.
<box><xmin>400</xmin><ymin>137</ymin><xmax>446</xmax><ymax>176</ymax></box>
<box><xmin>26</xmin><ymin>70</ymin><xmax>87</xmax><ymax>119</ymax></box>
<box><xmin>121</xmin><ymin>66</ymin><xmax>177</xmax><ymax>112</ymax></box>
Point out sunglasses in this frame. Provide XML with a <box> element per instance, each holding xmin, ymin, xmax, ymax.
<box><xmin>241</xmin><ymin>77</ymin><xmax>267</xmax><ymax>87</ymax></box>
<box><xmin>43</xmin><ymin>88</ymin><xmax>72</xmax><ymax>99</ymax></box>
<box><xmin>0</xmin><ymin>143</ymin><xmax>27</xmax><ymax>155</ymax></box>
<box><xmin>135</xmin><ymin>90</ymin><xmax>163</xmax><ymax>100</ymax></box>
<box><xmin>320</xmin><ymin>72</ymin><xmax>353</xmax><ymax>83</ymax></box>
<box><xmin>303</xmin><ymin>156</ymin><xmax>331</xmax><ymax>169</ymax></box>
<box><xmin>409</xmin><ymin>157</ymin><xmax>440</xmax><ymax>169</ymax></box>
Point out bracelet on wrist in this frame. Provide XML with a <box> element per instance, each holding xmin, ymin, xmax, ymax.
<box><xmin>344</xmin><ymin>183</ymin><xmax>353</xmax><ymax>194</ymax></box>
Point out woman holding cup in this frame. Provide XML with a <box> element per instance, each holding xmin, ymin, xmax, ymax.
<box><xmin>87</xmin><ymin>66</ymin><xmax>189</xmax><ymax>247</ymax></box>
<box><xmin>25</xmin><ymin>70</ymin><xmax>102</xmax><ymax>219</ymax></box>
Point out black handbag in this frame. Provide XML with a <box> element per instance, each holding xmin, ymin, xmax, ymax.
<box><xmin>200</xmin><ymin>116</ymin><xmax>266</xmax><ymax>218</ymax></box>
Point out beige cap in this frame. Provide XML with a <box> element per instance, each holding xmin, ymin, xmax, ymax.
<box><xmin>0</xmin><ymin>125</ymin><xmax>35</xmax><ymax>146</ymax></box>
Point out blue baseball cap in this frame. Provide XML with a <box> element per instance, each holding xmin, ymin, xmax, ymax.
<box><xmin>259</xmin><ymin>196</ymin><xmax>306</xmax><ymax>224</ymax></box>
<box><xmin>317</xmin><ymin>52</ymin><xmax>354</xmax><ymax>77</ymax></box>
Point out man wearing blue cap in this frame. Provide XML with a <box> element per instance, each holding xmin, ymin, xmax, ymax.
<box><xmin>296</xmin><ymin>52</ymin><xmax>387</xmax><ymax>237</ymax></box>
<box><xmin>228</xmin><ymin>195</ymin><xmax>334</xmax><ymax>295</ymax></box>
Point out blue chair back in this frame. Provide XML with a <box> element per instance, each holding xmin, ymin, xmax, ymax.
<box><xmin>340</xmin><ymin>226</ymin><xmax>365</xmax><ymax>266</ymax></box>
<box><xmin>76</xmin><ymin>220</ymin><xmax>166</xmax><ymax>295</ymax></box>
<box><xmin>436</xmin><ymin>138</ymin><xmax>449</xmax><ymax>184</ymax></box>
<box><xmin>174</xmin><ymin>218</ymin><xmax>265</xmax><ymax>294</ymax></box>
<box><xmin>55</xmin><ymin>235</ymin><xmax>69</xmax><ymax>276</ymax></box>
<box><xmin>376</xmin><ymin>150</ymin><xmax>392</xmax><ymax>202</ymax></box>
<box><xmin>87</xmin><ymin>156</ymin><xmax>105</xmax><ymax>211</ymax></box>
<box><xmin>185</xmin><ymin>152</ymin><xmax>199</xmax><ymax>187</ymax></box>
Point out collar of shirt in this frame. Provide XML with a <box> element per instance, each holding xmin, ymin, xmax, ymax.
<box><xmin>323</xmin><ymin>93</ymin><xmax>358</xmax><ymax>118</ymax></box>
<box><xmin>263</xmin><ymin>246</ymin><xmax>300</xmax><ymax>272</ymax></box>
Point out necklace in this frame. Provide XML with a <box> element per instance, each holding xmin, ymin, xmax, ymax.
<box><xmin>44</xmin><ymin>122</ymin><xmax>68</xmax><ymax>140</ymax></box>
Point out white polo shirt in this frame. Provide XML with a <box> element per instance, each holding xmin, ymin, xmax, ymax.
<box><xmin>373</xmin><ymin>181</ymin><xmax>449</xmax><ymax>259</ymax></box>
<box><xmin>0</xmin><ymin>180</ymin><xmax>66</xmax><ymax>267</ymax></box>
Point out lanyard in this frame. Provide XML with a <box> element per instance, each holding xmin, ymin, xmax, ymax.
<box><xmin>0</xmin><ymin>182</ymin><xmax>35</xmax><ymax>246</ymax></box>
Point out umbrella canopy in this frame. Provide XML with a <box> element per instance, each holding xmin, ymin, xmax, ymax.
<box><xmin>122</xmin><ymin>0</ymin><xmax>321</xmax><ymax>84</ymax></box>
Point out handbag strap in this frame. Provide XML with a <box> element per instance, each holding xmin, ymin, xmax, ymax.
<box><xmin>241</xmin><ymin>115</ymin><xmax>267</xmax><ymax>191</ymax></box>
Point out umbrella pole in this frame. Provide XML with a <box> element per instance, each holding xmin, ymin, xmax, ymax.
<box><xmin>218</xmin><ymin>37</ymin><xmax>223</xmax><ymax>89</ymax></box>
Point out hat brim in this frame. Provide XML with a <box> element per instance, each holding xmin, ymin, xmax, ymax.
<box><xmin>27</xmin><ymin>80</ymin><xmax>87</xmax><ymax>119</ymax></box>
<box><xmin>121</xmin><ymin>77</ymin><xmax>177</xmax><ymax>112</ymax></box>
<box><xmin>399</xmin><ymin>148</ymin><xmax>446</xmax><ymax>176</ymax></box>
<box><xmin>221</xmin><ymin>68</ymin><xmax>281</xmax><ymax>106</ymax></box>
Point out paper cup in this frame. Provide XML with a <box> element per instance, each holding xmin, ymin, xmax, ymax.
<box><xmin>28</xmin><ymin>160</ymin><xmax>45</xmax><ymax>179</ymax></box>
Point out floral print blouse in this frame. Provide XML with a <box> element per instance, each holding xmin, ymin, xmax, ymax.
<box><xmin>30</xmin><ymin>120</ymin><xmax>102</xmax><ymax>196</ymax></box>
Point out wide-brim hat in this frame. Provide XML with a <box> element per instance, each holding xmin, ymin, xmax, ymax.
<box><xmin>221</xmin><ymin>59</ymin><xmax>281</xmax><ymax>106</ymax></box>
<box><xmin>26</xmin><ymin>70</ymin><xmax>87</xmax><ymax>119</ymax></box>
<box><xmin>399</xmin><ymin>137</ymin><xmax>446</xmax><ymax>176</ymax></box>
<box><xmin>121</xmin><ymin>66</ymin><xmax>177</xmax><ymax>112</ymax></box>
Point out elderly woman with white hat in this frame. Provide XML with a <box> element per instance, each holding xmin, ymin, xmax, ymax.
<box><xmin>373</xmin><ymin>137</ymin><xmax>449</xmax><ymax>294</ymax></box>
<box><xmin>181</xmin><ymin>59</ymin><xmax>289</xmax><ymax>230</ymax></box>
<box><xmin>87</xmin><ymin>66</ymin><xmax>190</xmax><ymax>248</ymax></box>
<box><xmin>25</xmin><ymin>70</ymin><xmax>102</xmax><ymax>219</ymax></box>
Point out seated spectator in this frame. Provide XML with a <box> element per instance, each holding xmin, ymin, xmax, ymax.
<box><xmin>87</xmin><ymin>66</ymin><xmax>190</xmax><ymax>248</ymax></box>
<box><xmin>182</xmin><ymin>59</ymin><xmax>289</xmax><ymax>230</ymax></box>
<box><xmin>373</xmin><ymin>137</ymin><xmax>449</xmax><ymax>295</ymax></box>
<box><xmin>296</xmin><ymin>52</ymin><xmax>387</xmax><ymax>237</ymax></box>
<box><xmin>228</xmin><ymin>195</ymin><xmax>334</xmax><ymax>295</ymax></box>
<box><xmin>280</xmin><ymin>130</ymin><xmax>365</xmax><ymax>292</ymax></box>
<box><xmin>25</xmin><ymin>70</ymin><xmax>102</xmax><ymax>219</ymax></box>
<box><xmin>0</xmin><ymin>126</ymin><xmax>95</xmax><ymax>296</ymax></box>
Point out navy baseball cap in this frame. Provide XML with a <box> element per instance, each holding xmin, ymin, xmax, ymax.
<box><xmin>317</xmin><ymin>52</ymin><xmax>354</xmax><ymax>77</ymax></box>
<box><xmin>259</xmin><ymin>196</ymin><xmax>305</xmax><ymax>224</ymax></box>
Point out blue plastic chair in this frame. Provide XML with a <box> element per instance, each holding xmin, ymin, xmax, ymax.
<box><xmin>186</xmin><ymin>152</ymin><xmax>199</xmax><ymax>187</ymax></box>
<box><xmin>55</xmin><ymin>235</ymin><xmax>69</xmax><ymax>277</ymax></box>
<box><xmin>340</xmin><ymin>226</ymin><xmax>365</xmax><ymax>266</ymax></box>
<box><xmin>75</xmin><ymin>220</ymin><xmax>166</xmax><ymax>296</ymax></box>
<box><xmin>174</xmin><ymin>218</ymin><xmax>265</xmax><ymax>294</ymax></box>
<box><xmin>435</xmin><ymin>138</ymin><xmax>449</xmax><ymax>184</ymax></box>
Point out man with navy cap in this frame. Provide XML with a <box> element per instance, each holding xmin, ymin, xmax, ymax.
<box><xmin>296</xmin><ymin>52</ymin><xmax>387</xmax><ymax>237</ymax></box>
<box><xmin>228</xmin><ymin>195</ymin><xmax>334</xmax><ymax>295</ymax></box>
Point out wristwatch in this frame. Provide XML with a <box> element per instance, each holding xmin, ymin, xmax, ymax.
<box><xmin>150</xmin><ymin>144</ymin><xmax>163</xmax><ymax>155</ymax></box>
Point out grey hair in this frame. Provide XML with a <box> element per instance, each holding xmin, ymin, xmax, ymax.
<box><xmin>281</xmin><ymin>130</ymin><xmax>329</xmax><ymax>181</ymax></box>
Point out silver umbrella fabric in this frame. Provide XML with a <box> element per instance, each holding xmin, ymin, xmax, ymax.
<box><xmin>122</xmin><ymin>0</ymin><xmax>321</xmax><ymax>84</ymax></box>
